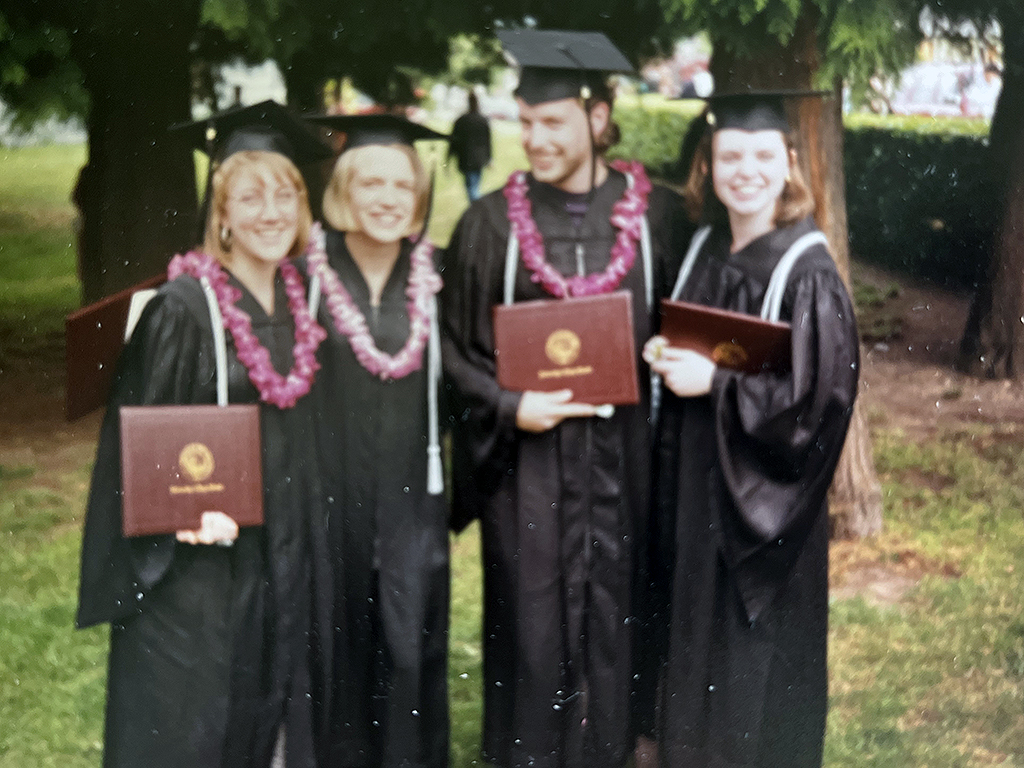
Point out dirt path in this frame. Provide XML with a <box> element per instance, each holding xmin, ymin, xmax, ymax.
<box><xmin>855</xmin><ymin>262</ymin><xmax>1024</xmax><ymax>434</ymax></box>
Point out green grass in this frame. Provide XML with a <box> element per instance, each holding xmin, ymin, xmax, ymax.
<box><xmin>827</xmin><ymin>426</ymin><xmax>1024</xmax><ymax>766</ymax></box>
<box><xmin>0</xmin><ymin>145</ymin><xmax>84</xmax><ymax>332</ymax></box>
<box><xmin>3</xmin><ymin>141</ymin><xmax>1024</xmax><ymax>767</ymax></box>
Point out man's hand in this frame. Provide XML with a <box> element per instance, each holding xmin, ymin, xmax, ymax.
<box><xmin>515</xmin><ymin>389</ymin><xmax>598</xmax><ymax>433</ymax></box>
<box><xmin>176</xmin><ymin>511</ymin><xmax>240</xmax><ymax>546</ymax></box>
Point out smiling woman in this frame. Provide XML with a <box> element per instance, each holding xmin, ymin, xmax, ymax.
<box><xmin>75</xmin><ymin>102</ymin><xmax>335</xmax><ymax>768</ymax></box>
<box><xmin>640</xmin><ymin>91</ymin><xmax>858</xmax><ymax>768</ymax></box>
<box><xmin>302</xmin><ymin>113</ymin><xmax>451</xmax><ymax>768</ymax></box>
<box><xmin>206</xmin><ymin>151</ymin><xmax>313</xmax><ymax>312</ymax></box>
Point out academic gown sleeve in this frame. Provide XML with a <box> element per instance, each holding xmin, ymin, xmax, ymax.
<box><xmin>710</xmin><ymin>250</ymin><xmax>858</xmax><ymax>622</ymax></box>
<box><xmin>440</xmin><ymin>197</ymin><xmax>523</xmax><ymax>530</ymax></box>
<box><xmin>77</xmin><ymin>279</ymin><xmax>214</xmax><ymax>629</ymax></box>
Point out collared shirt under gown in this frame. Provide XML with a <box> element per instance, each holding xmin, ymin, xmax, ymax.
<box><xmin>76</xmin><ymin>272</ymin><xmax>333</xmax><ymax>768</ymax></box>
<box><xmin>311</xmin><ymin>230</ymin><xmax>450</xmax><ymax>768</ymax></box>
<box><xmin>441</xmin><ymin>169</ymin><xmax>689</xmax><ymax>768</ymax></box>
<box><xmin>647</xmin><ymin>216</ymin><xmax>859</xmax><ymax>767</ymax></box>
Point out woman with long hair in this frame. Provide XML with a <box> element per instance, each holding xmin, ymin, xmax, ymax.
<box><xmin>640</xmin><ymin>93</ymin><xmax>859</xmax><ymax>767</ymax></box>
<box><xmin>77</xmin><ymin>110</ymin><xmax>332</xmax><ymax>768</ymax></box>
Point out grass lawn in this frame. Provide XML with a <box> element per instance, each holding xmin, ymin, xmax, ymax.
<box><xmin>1</xmin><ymin>137</ymin><xmax>1023</xmax><ymax>767</ymax></box>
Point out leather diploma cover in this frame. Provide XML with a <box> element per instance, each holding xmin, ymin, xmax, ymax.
<box><xmin>119</xmin><ymin>404</ymin><xmax>264</xmax><ymax>537</ymax></box>
<box><xmin>65</xmin><ymin>273</ymin><xmax>166</xmax><ymax>421</ymax></box>
<box><xmin>660</xmin><ymin>298</ymin><xmax>791</xmax><ymax>374</ymax></box>
<box><xmin>493</xmin><ymin>291</ymin><xmax>640</xmax><ymax>405</ymax></box>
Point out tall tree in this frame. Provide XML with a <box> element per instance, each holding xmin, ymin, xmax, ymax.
<box><xmin>2</xmin><ymin>1</ymin><xmax>213</xmax><ymax>302</ymax></box>
<box><xmin>946</xmin><ymin>2</ymin><xmax>1024</xmax><ymax>379</ymax></box>
<box><xmin>656</xmin><ymin>0</ymin><xmax>909</xmax><ymax>538</ymax></box>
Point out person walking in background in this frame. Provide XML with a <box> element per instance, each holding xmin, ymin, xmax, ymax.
<box><xmin>447</xmin><ymin>91</ymin><xmax>492</xmax><ymax>202</ymax></box>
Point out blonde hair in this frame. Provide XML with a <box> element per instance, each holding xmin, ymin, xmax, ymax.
<box><xmin>203</xmin><ymin>150</ymin><xmax>312</xmax><ymax>263</ymax></box>
<box><xmin>322</xmin><ymin>144</ymin><xmax>429</xmax><ymax>236</ymax></box>
<box><xmin>682</xmin><ymin>128</ymin><xmax>815</xmax><ymax>227</ymax></box>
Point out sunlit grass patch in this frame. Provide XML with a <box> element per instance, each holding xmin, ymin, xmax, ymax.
<box><xmin>827</xmin><ymin>425</ymin><xmax>1024</xmax><ymax>766</ymax></box>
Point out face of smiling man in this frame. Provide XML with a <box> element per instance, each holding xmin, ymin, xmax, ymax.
<box><xmin>517</xmin><ymin>96</ymin><xmax>610</xmax><ymax>194</ymax></box>
<box><xmin>711</xmin><ymin>127</ymin><xmax>791</xmax><ymax>227</ymax></box>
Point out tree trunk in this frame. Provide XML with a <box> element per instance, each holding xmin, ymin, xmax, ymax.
<box><xmin>283</xmin><ymin>50</ymin><xmax>327</xmax><ymax>113</ymax></box>
<box><xmin>820</xmin><ymin>78</ymin><xmax>883</xmax><ymax>539</ymax></box>
<box><xmin>957</xmin><ymin>15</ymin><xmax>1024</xmax><ymax>378</ymax></box>
<box><xmin>72</xmin><ymin>1</ymin><xmax>201</xmax><ymax>304</ymax></box>
<box><xmin>709</xmin><ymin>2</ymin><xmax>883</xmax><ymax>539</ymax></box>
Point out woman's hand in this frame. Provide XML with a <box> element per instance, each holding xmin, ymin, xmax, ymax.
<box><xmin>176</xmin><ymin>511</ymin><xmax>240</xmax><ymax>546</ymax></box>
<box><xmin>644</xmin><ymin>336</ymin><xmax>716</xmax><ymax>398</ymax></box>
<box><xmin>516</xmin><ymin>389</ymin><xmax>598</xmax><ymax>433</ymax></box>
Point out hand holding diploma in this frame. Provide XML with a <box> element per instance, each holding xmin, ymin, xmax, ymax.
<box><xmin>175</xmin><ymin>511</ymin><xmax>239</xmax><ymax>546</ymax></box>
<box><xmin>516</xmin><ymin>389</ymin><xmax>599</xmax><ymax>433</ymax></box>
<box><xmin>644</xmin><ymin>335</ymin><xmax>717</xmax><ymax>398</ymax></box>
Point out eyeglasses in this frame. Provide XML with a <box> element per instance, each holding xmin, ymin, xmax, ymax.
<box><xmin>229</xmin><ymin>187</ymin><xmax>300</xmax><ymax>216</ymax></box>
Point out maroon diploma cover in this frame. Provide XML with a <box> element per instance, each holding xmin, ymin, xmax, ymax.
<box><xmin>660</xmin><ymin>298</ymin><xmax>791</xmax><ymax>374</ymax></box>
<box><xmin>493</xmin><ymin>291</ymin><xmax>640</xmax><ymax>405</ymax></box>
<box><xmin>65</xmin><ymin>274</ymin><xmax>166</xmax><ymax>421</ymax></box>
<box><xmin>118</xmin><ymin>404</ymin><xmax>264</xmax><ymax>537</ymax></box>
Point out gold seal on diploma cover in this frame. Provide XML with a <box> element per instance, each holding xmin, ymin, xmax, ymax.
<box><xmin>545</xmin><ymin>329</ymin><xmax>582</xmax><ymax>367</ymax></box>
<box><xmin>179</xmin><ymin>442</ymin><xmax>215</xmax><ymax>482</ymax></box>
<box><xmin>712</xmin><ymin>341</ymin><xmax>749</xmax><ymax>369</ymax></box>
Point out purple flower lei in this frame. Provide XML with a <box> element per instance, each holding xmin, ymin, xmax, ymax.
<box><xmin>306</xmin><ymin>226</ymin><xmax>443</xmax><ymax>381</ymax></box>
<box><xmin>502</xmin><ymin>159</ymin><xmax>653</xmax><ymax>298</ymax></box>
<box><xmin>167</xmin><ymin>249</ymin><xmax>327</xmax><ymax>409</ymax></box>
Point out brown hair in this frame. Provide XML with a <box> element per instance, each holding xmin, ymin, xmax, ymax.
<box><xmin>204</xmin><ymin>150</ymin><xmax>312</xmax><ymax>263</ymax></box>
<box><xmin>682</xmin><ymin>127</ymin><xmax>815</xmax><ymax>227</ymax></box>
<box><xmin>321</xmin><ymin>144</ymin><xmax>429</xmax><ymax>236</ymax></box>
<box><xmin>584</xmin><ymin>84</ymin><xmax>620</xmax><ymax>154</ymax></box>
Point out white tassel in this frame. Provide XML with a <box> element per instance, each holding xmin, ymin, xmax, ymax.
<box><xmin>427</xmin><ymin>444</ymin><xmax>444</xmax><ymax>496</ymax></box>
<box><xmin>426</xmin><ymin>295</ymin><xmax>444</xmax><ymax>496</ymax></box>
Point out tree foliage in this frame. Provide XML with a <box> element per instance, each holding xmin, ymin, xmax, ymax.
<box><xmin>658</xmin><ymin>0</ymin><xmax>922</xmax><ymax>97</ymax></box>
<box><xmin>0</xmin><ymin>8</ymin><xmax>87</xmax><ymax>128</ymax></box>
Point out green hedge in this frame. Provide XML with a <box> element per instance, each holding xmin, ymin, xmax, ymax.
<box><xmin>843</xmin><ymin>120</ymin><xmax>995</xmax><ymax>289</ymax></box>
<box><xmin>610</xmin><ymin>105</ymin><xmax>995</xmax><ymax>288</ymax></box>
<box><xmin>608</xmin><ymin>105</ymin><xmax>697</xmax><ymax>178</ymax></box>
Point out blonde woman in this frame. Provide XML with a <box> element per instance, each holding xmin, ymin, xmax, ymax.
<box><xmin>77</xmin><ymin>110</ymin><xmax>332</xmax><ymax>768</ymax></box>
<box><xmin>302</xmin><ymin>113</ymin><xmax>449</xmax><ymax>768</ymax></box>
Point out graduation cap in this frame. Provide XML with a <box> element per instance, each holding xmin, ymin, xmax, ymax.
<box><xmin>171</xmin><ymin>99</ymin><xmax>333</xmax><ymax>165</ymax></box>
<box><xmin>304</xmin><ymin>113</ymin><xmax>448</xmax><ymax>151</ymax></box>
<box><xmin>702</xmin><ymin>89</ymin><xmax>828</xmax><ymax>133</ymax></box>
<box><xmin>496</xmin><ymin>29</ymin><xmax>634</xmax><ymax>105</ymax></box>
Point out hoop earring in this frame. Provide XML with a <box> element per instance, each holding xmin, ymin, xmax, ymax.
<box><xmin>219</xmin><ymin>226</ymin><xmax>232</xmax><ymax>252</ymax></box>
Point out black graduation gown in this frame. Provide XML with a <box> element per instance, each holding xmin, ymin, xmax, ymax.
<box><xmin>312</xmin><ymin>231</ymin><xmax>450</xmax><ymax>768</ymax></box>
<box><xmin>648</xmin><ymin>217</ymin><xmax>859</xmax><ymax>768</ymax></box>
<box><xmin>440</xmin><ymin>170</ymin><xmax>689</xmax><ymax>768</ymax></box>
<box><xmin>76</xmin><ymin>272</ymin><xmax>332</xmax><ymax>768</ymax></box>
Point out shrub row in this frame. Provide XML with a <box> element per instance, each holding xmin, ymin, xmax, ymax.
<box><xmin>610</xmin><ymin>105</ymin><xmax>996</xmax><ymax>288</ymax></box>
<box><xmin>843</xmin><ymin>124</ymin><xmax>995</xmax><ymax>289</ymax></box>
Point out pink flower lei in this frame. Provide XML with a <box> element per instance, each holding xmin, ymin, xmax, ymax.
<box><xmin>167</xmin><ymin>249</ymin><xmax>326</xmax><ymax>409</ymax></box>
<box><xmin>503</xmin><ymin>159</ymin><xmax>652</xmax><ymax>298</ymax></box>
<box><xmin>306</xmin><ymin>226</ymin><xmax>443</xmax><ymax>381</ymax></box>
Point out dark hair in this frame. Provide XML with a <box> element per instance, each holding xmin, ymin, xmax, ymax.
<box><xmin>585</xmin><ymin>80</ymin><xmax>620</xmax><ymax>154</ymax></box>
<box><xmin>682</xmin><ymin>126</ymin><xmax>814</xmax><ymax>226</ymax></box>
<box><xmin>468</xmin><ymin>92</ymin><xmax>480</xmax><ymax>113</ymax></box>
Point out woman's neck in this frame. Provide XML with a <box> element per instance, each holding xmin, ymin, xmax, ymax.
<box><xmin>345</xmin><ymin>231</ymin><xmax>402</xmax><ymax>307</ymax></box>
<box><xmin>226</xmin><ymin>257</ymin><xmax>278</xmax><ymax>315</ymax></box>
<box><xmin>727</xmin><ymin>206</ymin><xmax>776</xmax><ymax>254</ymax></box>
